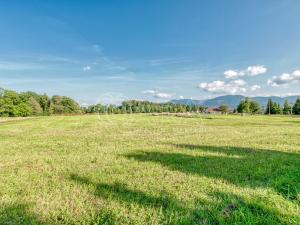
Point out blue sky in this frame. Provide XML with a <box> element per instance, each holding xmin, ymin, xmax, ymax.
<box><xmin>1</xmin><ymin>0</ymin><xmax>300</xmax><ymax>105</ymax></box>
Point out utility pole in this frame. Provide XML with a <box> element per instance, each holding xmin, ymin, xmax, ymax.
<box><xmin>269</xmin><ymin>100</ymin><xmax>271</xmax><ymax>115</ymax></box>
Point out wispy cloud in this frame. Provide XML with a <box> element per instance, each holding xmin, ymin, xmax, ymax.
<box><xmin>36</xmin><ymin>55</ymin><xmax>80</xmax><ymax>64</ymax></box>
<box><xmin>83</xmin><ymin>65</ymin><xmax>91</xmax><ymax>71</ymax></box>
<box><xmin>0</xmin><ymin>61</ymin><xmax>43</xmax><ymax>71</ymax></box>
<box><xmin>148</xmin><ymin>57</ymin><xmax>190</xmax><ymax>66</ymax></box>
<box><xmin>0</xmin><ymin>55</ymin><xmax>82</xmax><ymax>72</ymax></box>
<box><xmin>142</xmin><ymin>90</ymin><xmax>156</xmax><ymax>94</ymax></box>
<box><xmin>103</xmin><ymin>75</ymin><xmax>135</xmax><ymax>81</ymax></box>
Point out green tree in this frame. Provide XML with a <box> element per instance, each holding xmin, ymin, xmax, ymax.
<box><xmin>28</xmin><ymin>97</ymin><xmax>43</xmax><ymax>116</ymax></box>
<box><xmin>272</xmin><ymin>103</ymin><xmax>282</xmax><ymax>114</ymax></box>
<box><xmin>0</xmin><ymin>90</ymin><xmax>22</xmax><ymax>117</ymax></box>
<box><xmin>237</xmin><ymin>98</ymin><xmax>251</xmax><ymax>113</ymax></box>
<box><xmin>265</xmin><ymin>99</ymin><xmax>273</xmax><ymax>115</ymax></box>
<box><xmin>237</xmin><ymin>98</ymin><xmax>261</xmax><ymax>114</ymax></box>
<box><xmin>16</xmin><ymin>102</ymin><xmax>32</xmax><ymax>117</ymax></box>
<box><xmin>283</xmin><ymin>100</ymin><xmax>292</xmax><ymax>115</ymax></box>
<box><xmin>265</xmin><ymin>99</ymin><xmax>281</xmax><ymax>115</ymax></box>
<box><xmin>249</xmin><ymin>101</ymin><xmax>261</xmax><ymax>114</ymax></box>
<box><xmin>50</xmin><ymin>96</ymin><xmax>81</xmax><ymax>114</ymax></box>
<box><xmin>219</xmin><ymin>105</ymin><xmax>229</xmax><ymax>114</ymax></box>
<box><xmin>39</xmin><ymin>94</ymin><xmax>50</xmax><ymax>115</ymax></box>
<box><xmin>292</xmin><ymin>98</ymin><xmax>300</xmax><ymax>115</ymax></box>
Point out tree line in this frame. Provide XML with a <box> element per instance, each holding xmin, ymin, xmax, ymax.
<box><xmin>0</xmin><ymin>88</ymin><xmax>206</xmax><ymax>117</ymax></box>
<box><xmin>0</xmin><ymin>88</ymin><xmax>81</xmax><ymax>117</ymax></box>
<box><xmin>1</xmin><ymin>87</ymin><xmax>300</xmax><ymax>117</ymax></box>
<box><xmin>84</xmin><ymin>100</ymin><xmax>206</xmax><ymax>114</ymax></box>
<box><xmin>236</xmin><ymin>97</ymin><xmax>300</xmax><ymax>115</ymax></box>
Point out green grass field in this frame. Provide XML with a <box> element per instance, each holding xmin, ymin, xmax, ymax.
<box><xmin>0</xmin><ymin>114</ymin><xmax>299</xmax><ymax>224</ymax></box>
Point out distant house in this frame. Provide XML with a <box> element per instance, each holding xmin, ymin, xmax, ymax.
<box><xmin>205</xmin><ymin>107</ymin><xmax>223</xmax><ymax>114</ymax></box>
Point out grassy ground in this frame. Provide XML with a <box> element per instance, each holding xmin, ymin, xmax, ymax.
<box><xmin>0</xmin><ymin>114</ymin><xmax>299</xmax><ymax>224</ymax></box>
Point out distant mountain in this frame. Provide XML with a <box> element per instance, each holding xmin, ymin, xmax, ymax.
<box><xmin>170</xmin><ymin>99</ymin><xmax>204</xmax><ymax>106</ymax></box>
<box><xmin>170</xmin><ymin>95</ymin><xmax>300</xmax><ymax>109</ymax></box>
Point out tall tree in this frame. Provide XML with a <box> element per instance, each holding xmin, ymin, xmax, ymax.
<box><xmin>39</xmin><ymin>94</ymin><xmax>50</xmax><ymax>115</ymax></box>
<box><xmin>28</xmin><ymin>97</ymin><xmax>43</xmax><ymax>116</ymax></box>
<box><xmin>272</xmin><ymin>102</ymin><xmax>282</xmax><ymax>114</ymax></box>
<box><xmin>292</xmin><ymin>98</ymin><xmax>300</xmax><ymax>115</ymax></box>
<box><xmin>237</xmin><ymin>98</ymin><xmax>251</xmax><ymax>113</ymax></box>
<box><xmin>283</xmin><ymin>100</ymin><xmax>292</xmax><ymax>115</ymax></box>
<box><xmin>265</xmin><ymin>99</ymin><xmax>273</xmax><ymax>115</ymax></box>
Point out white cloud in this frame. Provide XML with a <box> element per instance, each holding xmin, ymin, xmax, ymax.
<box><xmin>268</xmin><ymin>70</ymin><xmax>300</xmax><ymax>87</ymax></box>
<box><xmin>198</xmin><ymin>80</ymin><xmax>247</xmax><ymax>94</ymax></box>
<box><xmin>198</xmin><ymin>79</ymin><xmax>260</xmax><ymax>94</ymax></box>
<box><xmin>142</xmin><ymin>90</ymin><xmax>156</xmax><ymax>94</ymax></box>
<box><xmin>224</xmin><ymin>70</ymin><xmax>239</xmax><ymax>78</ymax></box>
<box><xmin>179</xmin><ymin>95</ymin><xmax>184</xmax><ymax>99</ymax></box>
<box><xmin>231</xmin><ymin>79</ymin><xmax>246</xmax><ymax>86</ymax></box>
<box><xmin>224</xmin><ymin>65</ymin><xmax>267</xmax><ymax>79</ymax></box>
<box><xmin>154</xmin><ymin>92</ymin><xmax>174</xmax><ymax>99</ymax></box>
<box><xmin>246</xmin><ymin>66</ymin><xmax>267</xmax><ymax>76</ymax></box>
<box><xmin>249</xmin><ymin>85</ymin><xmax>261</xmax><ymax>91</ymax></box>
<box><xmin>83</xmin><ymin>65</ymin><xmax>91</xmax><ymax>71</ymax></box>
<box><xmin>142</xmin><ymin>90</ymin><xmax>174</xmax><ymax>99</ymax></box>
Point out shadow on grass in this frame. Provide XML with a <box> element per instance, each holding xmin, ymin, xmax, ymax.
<box><xmin>126</xmin><ymin>144</ymin><xmax>300</xmax><ymax>202</ymax></box>
<box><xmin>70</xmin><ymin>174</ymin><xmax>189</xmax><ymax>224</ymax></box>
<box><xmin>0</xmin><ymin>202</ymin><xmax>118</xmax><ymax>225</ymax></box>
<box><xmin>194</xmin><ymin>191</ymin><xmax>296</xmax><ymax>225</ymax></box>
<box><xmin>82</xmin><ymin>208</ymin><xmax>119</xmax><ymax>225</ymax></box>
<box><xmin>69</xmin><ymin>173</ymin><xmax>299</xmax><ymax>224</ymax></box>
<box><xmin>70</xmin><ymin>174</ymin><xmax>184</xmax><ymax>210</ymax></box>
<box><xmin>0</xmin><ymin>203</ymin><xmax>41</xmax><ymax>225</ymax></box>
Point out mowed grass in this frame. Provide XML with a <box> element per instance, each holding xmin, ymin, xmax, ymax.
<box><xmin>0</xmin><ymin>114</ymin><xmax>299</xmax><ymax>224</ymax></box>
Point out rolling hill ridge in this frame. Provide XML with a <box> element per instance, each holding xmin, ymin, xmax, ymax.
<box><xmin>170</xmin><ymin>95</ymin><xmax>300</xmax><ymax>108</ymax></box>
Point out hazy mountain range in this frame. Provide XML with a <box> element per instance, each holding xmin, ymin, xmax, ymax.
<box><xmin>170</xmin><ymin>95</ymin><xmax>300</xmax><ymax>109</ymax></box>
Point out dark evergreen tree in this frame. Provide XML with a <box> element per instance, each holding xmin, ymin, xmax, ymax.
<box><xmin>283</xmin><ymin>100</ymin><xmax>292</xmax><ymax>115</ymax></box>
<box><xmin>271</xmin><ymin>102</ymin><xmax>282</xmax><ymax>114</ymax></box>
<box><xmin>292</xmin><ymin>98</ymin><xmax>300</xmax><ymax>115</ymax></box>
<box><xmin>265</xmin><ymin>99</ymin><xmax>273</xmax><ymax>115</ymax></box>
